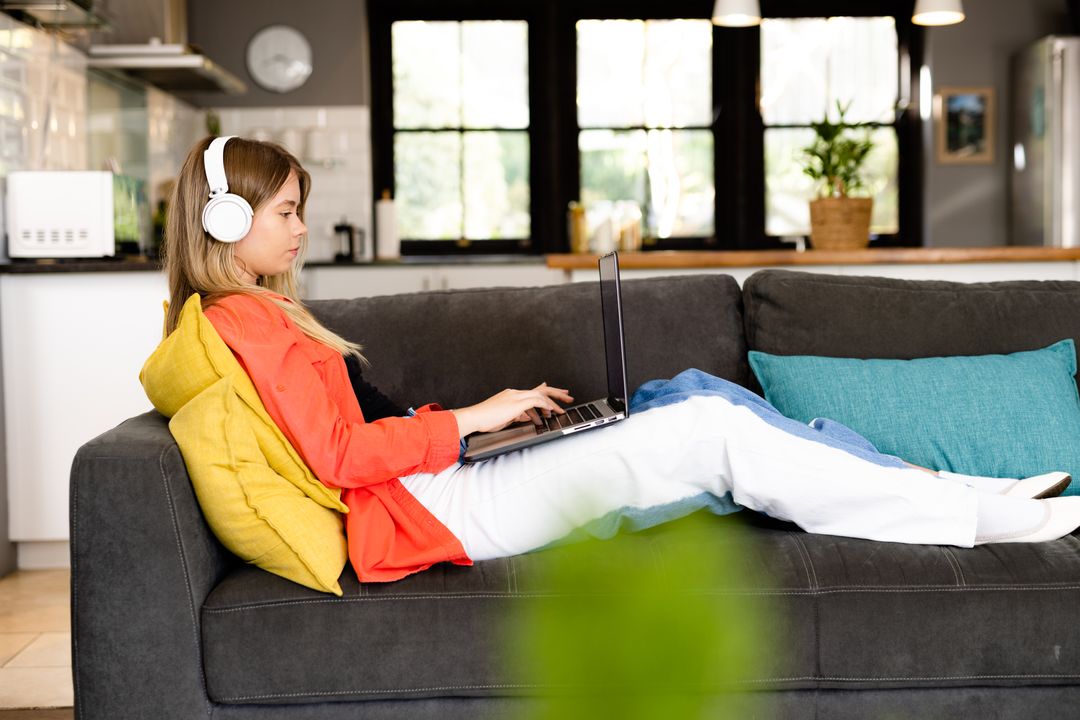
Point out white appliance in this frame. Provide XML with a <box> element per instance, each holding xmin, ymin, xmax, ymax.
<box><xmin>1010</xmin><ymin>36</ymin><xmax>1080</xmax><ymax>246</ymax></box>
<box><xmin>6</xmin><ymin>171</ymin><xmax>116</xmax><ymax>258</ymax></box>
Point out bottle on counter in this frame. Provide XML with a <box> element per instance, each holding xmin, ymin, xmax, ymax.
<box><xmin>375</xmin><ymin>189</ymin><xmax>400</xmax><ymax>260</ymax></box>
<box><xmin>567</xmin><ymin>201</ymin><xmax>588</xmax><ymax>254</ymax></box>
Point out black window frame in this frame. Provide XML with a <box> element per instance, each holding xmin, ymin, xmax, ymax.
<box><xmin>369</xmin><ymin>1</ymin><xmax>554</xmax><ymax>257</ymax></box>
<box><xmin>368</xmin><ymin>0</ymin><xmax>924</xmax><ymax>255</ymax></box>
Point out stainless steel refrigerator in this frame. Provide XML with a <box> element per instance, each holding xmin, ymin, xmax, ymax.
<box><xmin>1010</xmin><ymin>35</ymin><xmax>1080</xmax><ymax>246</ymax></box>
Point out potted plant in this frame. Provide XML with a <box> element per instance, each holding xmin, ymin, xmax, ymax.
<box><xmin>800</xmin><ymin>101</ymin><xmax>876</xmax><ymax>250</ymax></box>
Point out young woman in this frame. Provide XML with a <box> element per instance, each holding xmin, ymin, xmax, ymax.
<box><xmin>163</xmin><ymin>136</ymin><xmax>1080</xmax><ymax>583</ymax></box>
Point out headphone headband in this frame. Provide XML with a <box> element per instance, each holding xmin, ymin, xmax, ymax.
<box><xmin>203</xmin><ymin>135</ymin><xmax>235</xmax><ymax>197</ymax></box>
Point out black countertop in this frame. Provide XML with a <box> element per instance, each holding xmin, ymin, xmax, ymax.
<box><xmin>0</xmin><ymin>257</ymin><xmax>164</xmax><ymax>273</ymax></box>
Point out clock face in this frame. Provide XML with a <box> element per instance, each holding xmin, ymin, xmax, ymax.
<box><xmin>246</xmin><ymin>25</ymin><xmax>313</xmax><ymax>93</ymax></box>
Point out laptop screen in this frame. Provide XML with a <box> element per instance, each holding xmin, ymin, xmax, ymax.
<box><xmin>599</xmin><ymin>252</ymin><xmax>629</xmax><ymax>413</ymax></box>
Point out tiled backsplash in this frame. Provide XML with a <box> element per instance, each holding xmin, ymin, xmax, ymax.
<box><xmin>211</xmin><ymin>106</ymin><xmax>374</xmax><ymax>262</ymax></box>
<box><xmin>147</xmin><ymin>86</ymin><xmax>201</xmax><ymax>210</ymax></box>
<box><xmin>0</xmin><ymin>12</ymin><xmax>374</xmax><ymax>264</ymax></box>
<box><xmin>0</xmin><ymin>15</ymin><xmax>87</xmax><ymax>175</ymax></box>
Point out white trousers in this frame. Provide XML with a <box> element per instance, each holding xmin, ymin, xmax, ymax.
<box><xmin>399</xmin><ymin>396</ymin><xmax>980</xmax><ymax>561</ymax></box>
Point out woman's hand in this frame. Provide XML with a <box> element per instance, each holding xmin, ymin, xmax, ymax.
<box><xmin>451</xmin><ymin>383</ymin><xmax>574</xmax><ymax>437</ymax></box>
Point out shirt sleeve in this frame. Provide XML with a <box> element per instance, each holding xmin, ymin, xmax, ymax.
<box><xmin>205</xmin><ymin>295</ymin><xmax>461</xmax><ymax>488</ymax></box>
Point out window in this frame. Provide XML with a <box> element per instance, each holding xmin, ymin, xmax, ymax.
<box><xmin>381</xmin><ymin>17</ymin><xmax>532</xmax><ymax>252</ymax></box>
<box><xmin>576</xmin><ymin>19</ymin><xmax>714</xmax><ymax>242</ymax></box>
<box><xmin>762</xmin><ymin>17</ymin><xmax>900</xmax><ymax>238</ymax></box>
<box><xmin>369</xmin><ymin>0</ymin><xmax>922</xmax><ymax>255</ymax></box>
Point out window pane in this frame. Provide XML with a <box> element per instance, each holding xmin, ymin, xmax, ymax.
<box><xmin>761</xmin><ymin>17</ymin><xmax>898</xmax><ymax>125</ymax></box>
<box><xmin>394</xmin><ymin>132</ymin><xmax>462</xmax><ymax>239</ymax></box>
<box><xmin>646</xmin><ymin>129</ymin><xmax>714</xmax><ymax>237</ymax></box>
<box><xmin>581</xmin><ymin>128</ymin><xmax>648</xmax><ymax>214</ymax></box>
<box><xmin>863</xmin><ymin>128</ymin><xmax>899</xmax><ymax>234</ymax></box>
<box><xmin>580</xmin><ymin>129</ymin><xmax>714</xmax><ymax>238</ymax></box>
<box><xmin>577</xmin><ymin>20</ymin><xmax>645</xmax><ymax>128</ymax></box>
<box><xmin>464</xmin><ymin>131</ymin><xmax>530</xmax><ymax>239</ymax></box>
<box><xmin>462</xmin><ymin>22</ymin><xmax>529</xmax><ymax>129</ymax></box>
<box><xmin>643</xmin><ymin>21</ymin><xmax>712</xmax><ymax>128</ymax></box>
<box><xmin>577</xmin><ymin>20</ymin><xmax>712</xmax><ymax>129</ymax></box>
<box><xmin>765</xmin><ymin>127</ymin><xmax>899</xmax><ymax>236</ymax></box>
<box><xmin>393</xmin><ymin>22</ymin><xmax>461</xmax><ymax>129</ymax></box>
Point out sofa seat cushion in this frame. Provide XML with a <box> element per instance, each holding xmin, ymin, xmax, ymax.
<box><xmin>200</xmin><ymin>513</ymin><xmax>1080</xmax><ymax>705</ymax></box>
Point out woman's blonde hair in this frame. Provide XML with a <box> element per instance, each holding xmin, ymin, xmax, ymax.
<box><xmin>163</xmin><ymin>135</ymin><xmax>362</xmax><ymax>359</ymax></box>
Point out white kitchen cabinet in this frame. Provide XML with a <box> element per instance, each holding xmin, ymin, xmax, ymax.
<box><xmin>302</xmin><ymin>263</ymin><xmax>563</xmax><ymax>300</ymax></box>
<box><xmin>2</xmin><ymin>271</ymin><xmax>168</xmax><ymax>568</ymax></box>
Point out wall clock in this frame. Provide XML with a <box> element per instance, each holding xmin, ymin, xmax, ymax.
<box><xmin>246</xmin><ymin>25</ymin><xmax>313</xmax><ymax>93</ymax></box>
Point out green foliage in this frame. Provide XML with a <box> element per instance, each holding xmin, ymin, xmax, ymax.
<box><xmin>508</xmin><ymin>512</ymin><xmax>769</xmax><ymax>720</ymax></box>
<box><xmin>800</xmin><ymin>101</ymin><xmax>875</xmax><ymax>198</ymax></box>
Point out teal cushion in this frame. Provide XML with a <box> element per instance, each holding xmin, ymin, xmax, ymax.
<box><xmin>748</xmin><ymin>339</ymin><xmax>1080</xmax><ymax>494</ymax></box>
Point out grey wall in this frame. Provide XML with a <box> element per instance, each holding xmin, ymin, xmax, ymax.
<box><xmin>184</xmin><ymin>0</ymin><xmax>369</xmax><ymax>108</ymax></box>
<box><xmin>924</xmin><ymin>0</ymin><xmax>1070</xmax><ymax>246</ymax></box>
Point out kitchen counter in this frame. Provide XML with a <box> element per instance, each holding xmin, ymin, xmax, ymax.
<box><xmin>0</xmin><ymin>255</ymin><xmax>550</xmax><ymax>273</ymax></box>
<box><xmin>545</xmin><ymin>246</ymin><xmax>1080</xmax><ymax>270</ymax></box>
<box><xmin>547</xmin><ymin>247</ymin><xmax>1080</xmax><ymax>286</ymax></box>
<box><xmin>0</xmin><ymin>257</ymin><xmax>164</xmax><ymax>273</ymax></box>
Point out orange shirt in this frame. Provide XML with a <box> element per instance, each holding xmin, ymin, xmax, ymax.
<box><xmin>204</xmin><ymin>292</ymin><xmax>471</xmax><ymax>582</ymax></box>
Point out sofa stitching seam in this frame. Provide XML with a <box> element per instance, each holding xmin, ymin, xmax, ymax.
<box><xmin>940</xmin><ymin>547</ymin><xmax>966</xmax><ymax>586</ymax></box>
<box><xmin>214</xmin><ymin>672</ymin><xmax>1080</xmax><ymax>702</ymax></box>
<box><xmin>790</xmin><ymin>534</ymin><xmax>819</xmax><ymax>590</ymax></box>
<box><xmin>202</xmin><ymin>583</ymin><xmax>1080</xmax><ymax>613</ymax></box>
<box><xmin>789</xmin><ymin>532</ymin><xmax>822</xmax><ymax>688</ymax></box>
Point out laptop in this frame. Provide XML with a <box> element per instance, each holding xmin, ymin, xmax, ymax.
<box><xmin>462</xmin><ymin>251</ymin><xmax>630</xmax><ymax>462</ymax></box>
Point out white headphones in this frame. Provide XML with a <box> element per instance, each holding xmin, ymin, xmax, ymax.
<box><xmin>202</xmin><ymin>136</ymin><xmax>253</xmax><ymax>243</ymax></box>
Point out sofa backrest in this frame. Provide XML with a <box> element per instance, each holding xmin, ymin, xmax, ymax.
<box><xmin>308</xmin><ymin>274</ymin><xmax>747</xmax><ymax>411</ymax></box>
<box><xmin>743</xmin><ymin>269</ymin><xmax>1080</xmax><ymax>364</ymax></box>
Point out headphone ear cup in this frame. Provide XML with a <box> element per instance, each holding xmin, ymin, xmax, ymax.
<box><xmin>202</xmin><ymin>193</ymin><xmax>253</xmax><ymax>243</ymax></box>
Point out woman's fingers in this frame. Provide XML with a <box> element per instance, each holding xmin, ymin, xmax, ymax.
<box><xmin>531</xmin><ymin>383</ymin><xmax>575</xmax><ymax>411</ymax></box>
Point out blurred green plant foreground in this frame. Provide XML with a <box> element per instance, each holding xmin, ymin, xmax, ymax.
<box><xmin>506</xmin><ymin>511</ymin><xmax>773</xmax><ymax>720</ymax></box>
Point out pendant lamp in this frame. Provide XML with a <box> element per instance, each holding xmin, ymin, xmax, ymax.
<box><xmin>912</xmin><ymin>0</ymin><xmax>965</xmax><ymax>26</ymax></box>
<box><xmin>711</xmin><ymin>0</ymin><xmax>761</xmax><ymax>27</ymax></box>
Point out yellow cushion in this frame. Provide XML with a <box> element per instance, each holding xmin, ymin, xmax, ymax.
<box><xmin>140</xmin><ymin>293</ymin><xmax>347</xmax><ymax>513</ymax></box>
<box><xmin>140</xmin><ymin>293</ymin><xmax>349</xmax><ymax>594</ymax></box>
<box><xmin>170</xmin><ymin>376</ymin><xmax>347</xmax><ymax>595</ymax></box>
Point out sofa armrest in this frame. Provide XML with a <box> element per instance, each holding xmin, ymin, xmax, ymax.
<box><xmin>71</xmin><ymin>410</ymin><xmax>235</xmax><ymax>720</ymax></box>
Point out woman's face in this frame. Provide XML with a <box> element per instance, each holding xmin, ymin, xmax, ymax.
<box><xmin>232</xmin><ymin>171</ymin><xmax>307</xmax><ymax>283</ymax></box>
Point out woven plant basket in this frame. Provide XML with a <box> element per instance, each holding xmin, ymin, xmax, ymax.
<box><xmin>808</xmin><ymin>197</ymin><xmax>873</xmax><ymax>250</ymax></box>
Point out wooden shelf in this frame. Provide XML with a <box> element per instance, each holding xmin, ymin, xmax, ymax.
<box><xmin>546</xmin><ymin>247</ymin><xmax>1080</xmax><ymax>270</ymax></box>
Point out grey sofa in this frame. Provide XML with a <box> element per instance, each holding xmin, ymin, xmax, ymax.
<box><xmin>71</xmin><ymin>269</ymin><xmax>1080</xmax><ymax>719</ymax></box>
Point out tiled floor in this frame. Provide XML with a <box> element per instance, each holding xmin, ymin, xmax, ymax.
<box><xmin>0</xmin><ymin>570</ymin><xmax>72</xmax><ymax>713</ymax></box>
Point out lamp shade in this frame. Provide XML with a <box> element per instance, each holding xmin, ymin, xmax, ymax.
<box><xmin>913</xmin><ymin>0</ymin><xmax>965</xmax><ymax>26</ymax></box>
<box><xmin>712</xmin><ymin>0</ymin><xmax>761</xmax><ymax>27</ymax></box>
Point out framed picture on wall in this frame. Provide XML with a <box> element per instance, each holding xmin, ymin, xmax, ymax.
<box><xmin>935</xmin><ymin>86</ymin><xmax>995</xmax><ymax>164</ymax></box>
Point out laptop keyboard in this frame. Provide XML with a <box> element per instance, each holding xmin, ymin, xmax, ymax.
<box><xmin>536</xmin><ymin>402</ymin><xmax>603</xmax><ymax>434</ymax></box>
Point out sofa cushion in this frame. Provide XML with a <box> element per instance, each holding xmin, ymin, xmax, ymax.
<box><xmin>200</xmin><ymin>513</ymin><xmax>1080</xmax><ymax>704</ymax></box>
<box><xmin>747</xmin><ymin>340</ymin><xmax>1080</xmax><ymax>488</ymax></box>
<box><xmin>140</xmin><ymin>293</ymin><xmax>347</xmax><ymax>513</ymax></box>
<box><xmin>170</xmin><ymin>376</ymin><xmax>348</xmax><ymax>595</ymax></box>
<box><xmin>139</xmin><ymin>293</ymin><xmax>348</xmax><ymax>594</ymax></box>
<box><xmin>307</xmin><ymin>274</ymin><xmax>749</xmax><ymax>409</ymax></box>
<box><xmin>742</xmin><ymin>269</ymin><xmax>1080</xmax><ymax>362</ymax></box>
